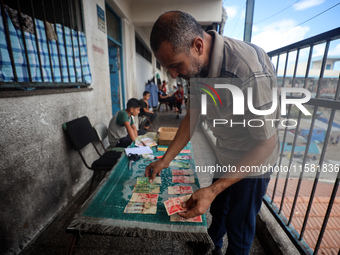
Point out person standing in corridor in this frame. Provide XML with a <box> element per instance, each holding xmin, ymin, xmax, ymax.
<box><xmin>145</xmin><ymin>11</ymin><xmax>280</xmax><ymax>255</ymax></box>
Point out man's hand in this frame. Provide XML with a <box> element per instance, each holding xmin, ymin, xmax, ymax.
<box><xmin>145</xmin><ymin>159</ymin><xmax>169</xmax><ymax>182</ymax></box>
<box><xmin>178</xmin><ymin>186</ymin><xmax>217</xmax><ymax>218</ymax></box>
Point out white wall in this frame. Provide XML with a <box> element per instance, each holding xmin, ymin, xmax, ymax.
<box><xmin>0</xmin><ymin>0</ymin><xmax>113</xmax><ymax>253</ymax></box>
<box><xmin>136</xmin><ymin>55</ymin><xmax>154</xmax><ymax>98</ymax></box>
<box><xmin>131</xmin><ymin>0</ymin><xmax>222</xmax><ymax>26</ymax></box>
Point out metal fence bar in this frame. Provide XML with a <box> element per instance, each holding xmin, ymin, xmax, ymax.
<box><xmin>269</xmin><ymin>52</ymin><xmax>281</xmax><ymax>204</ymax></box>
<box><xmin>67</xmin><ymin>0</ymin><xmax>78</xmax><ymax>81</ymax></box>
<box><xmin>271</xmin><ymin>105</ymin><xmax>284</xmax><ymax>203</ymax></box>
<box><xmin>267</xmin><ymin>28</ymin><xmax>340</xmax><ymax>56</ymax></box>
<box><xmin>301</xmin><ymin>100</ymin><xmax>334</xmax><ymax>240</ymax></box>
<box><xmin>288</xmin><ymin>45</ymin><xmax>314</xmax><ymax>226</ymax></box>
<box><xmin>41</xmin><ymin>0</ymin><xmax>54</xmax><ymax>82</ymax></box>
<box><xmin>271</xmin><ymin>52</ymin><xmax>290</xmax><ymax>204</ymax></box>
<box><xmin>266</xmin><ymin>29</ymin><xmax>340</xmax><ymax>254</ymax></box>
<box><xmin>279</xmin><ymin>49</ymin><xmax>302</xmax><ymax>215</ymax></box>
<box><xmin>312</xmin><ymin>75</ymin><xmax>340</xmax><ymax>254</ymax></box>
<box><xmin>0</xmin><ymin>0</ymin><xmax>89</xmax><ymax>89</ymax></box>
<box><xmin>300</xmin><ymin>40</ymin><xmax>330</xmax><ymax>240</ymax></box>
<box><xmin>74</xmin><ymin>2</ymin><xmax>84</xmax><ymax>83</ymax></box>
<box><xmin>263</xmin><ymin>195</ymin><xmax>314</xmax><ymax>255</ymax></box>
<box><xmin>0</xmin><ymin>0</ymin><xmax>18</xmax><ymax>81</ymax></box>
<box><xmin>282</xmin><ymin>52</ymin><xmax>289</xmax><ymax>88</ymax></box>
<box><xmin>16</xmin><ymin>0</ymin><xmax>32</xmax><ymax>82</ymax></box>
<box><xmin>278</xmin><ymin>103</ymin><xmax>293</xmax><ymax>214</ymax></box>
<box><xmin>314</xmin><ymin>151</ymin><xmax>340</xmax><ymax>254</ymax></box>
<box><xmin>315</xmin><ymin>41</ymin><xmax>330</xmax><ymax>98</ymax></box>
<box><xmin>275</xmin><ymin>54</ymin><xmax>280</xmax><ymax>76</ymax></box>
<box><xmin>30</xmin><ymin>0</ymin><xmax>44</xmax><ymax>82</ymax></box>
<box><xmin>59</xmin><ymin>0</ymin><xmax>71</xmax><ymax>81</ymax></box>
<box><xmin>50</xmin><ymin>0</ymin><xmax>63</xmax><ymax>82</ymax></box>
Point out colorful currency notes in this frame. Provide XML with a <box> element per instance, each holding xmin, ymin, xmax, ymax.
<box><xmin>170</xmin><ymin>214</ymin><xmax>203</xmax><ymax>222</ymax></box>
<box><xmin>169</xmin><ymin>161</ymin><xmax>190</xmax><ymax>169</ymax></box>
<box><xmin>157</xmin><ymin>146</ymin><xmax>168</xmax><ymax>151</ymax></box>
<box><xmin>137</xmin><ymin>176</ymin><xmax>161</xmax><ymax>185</ymax></box>
<box><xmin>132</xmin><ymin>184</ymin><xmax>161</xmax><ymax>193</ymax></box>
<box><xmin>163</xmin><ymin>195</ymin><xmax>191</xmax><ymax>216</ymax></box>
<box><xmin>129</xmin><ymin>193</ymin><xmax>159</xmax><ymax>203</ymax></box>
<box><xmin>172</xmin><ymin>175</ymin><xmax>195</xmax><ymax>183</ymax></box>
<box><xmin>180</xmin><ymin>149</ymin><xmax>191</xmax><ymax>154</ymax></box>
<box><xmin>171</xmin><ymin>169</ymin><xmax>194</xmax><ymax>176</ymax></box>
<box><xmin>168</xmin><ymin>186</ymin><xmax>193</xmax><ymax>194</ymax></box>
<box><xmin>134</xmin><ymin>139</ymin><xmax>144</xmax><ymax>147</ymax></box>
<box><xmin>141</xmin><ymin>138</ymin><xmax>158</xmax><ymax>147</ymax></box>
<box><xmin>157</xmin><ymin>148</ymin><xmax>191</xmax><ymax>153</ymax></box>
<box><xmin>124</xmin><ymin>202</ymin><xmax>157</xmax><ymax>214</ymax></box>
<box><xmin>174</xmin><ymin>155</ymin><xmax>192</xmax><ymax>160</ymax></box>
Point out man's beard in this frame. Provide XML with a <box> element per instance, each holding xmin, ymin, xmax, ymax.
<box><xmin>179</xmin><ymin>55</ymin><xmax>204</xmax><ymax>80</ymax></box>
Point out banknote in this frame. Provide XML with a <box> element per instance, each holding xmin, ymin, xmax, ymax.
<box><xmin>137</xmin><ymin>176</ymin><xmax>161</xmax><ymax>184</ymax></box>
<box><xmin>158</xmin><ymin>148</ymin><xmax>191</xmax><ymax>153</ymax></box>
<box><xmin>157</xmin><ymin>146</ymin><xmax>168</xmax><ymax>151</ymax></box>
<box><xmin>163</xmin><ymin>195</ymin><xmax>191</xmax><ymax>216</ymax></box>
<box><xmin>180</xmin><ymin>149</ymin><xmax>191</xmax><ymax>154</ymax></box>
<box><xmin>124</xmin><ymin>202</ymin><xmax>157</xmax><ymax>214</ymax></box>
<box><xmin>141</xmin><ymin>138</ymin><xmax>157</xmax><ymax>147</ymax></box>
<box><xmin>132</xmin><ymin>184</ymin><xmax>161</xmax><ymax>193</ymax></box>
<box><xmin>134</xmin><ymin>139</ymin><xmax>144</xmax><ymax>147</ymax></box>
<box><xmin>171</xmin><ymin>169</ymin><xmax>194</xmax><ymax>176</ymax></box>
<box><xmin>170</xmin><ymin>214</ymin><xmax>203</xmax><ymax>222</ymax></box>
<box><xmin>174</xmin><ymin>155</ymin><xmax>192</xmax><ymax>160</ymax></box>
<box><xmin>129</xmin><ymin>193</ymin><xmax>159</xmax><ymax>203</ymax></box>
<box><xmin>169</xmin><ymin>161</ymin><xmax>190</xmax><ymax>169</ymax></box>
<box><xmin>168</xmin><ymin>186</ymin><xmax>193</xmax><ymax>194</ymax></box>
<box><xmin>172</xmin><ymin>176</ymin><xmax>195</xmax><ymax>183</ymax></box>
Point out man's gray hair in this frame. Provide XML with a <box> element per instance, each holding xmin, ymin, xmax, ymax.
<box><xmin>150</xmin><ymin>11</ymin><xmax>203</xmax><ymax>54</ymax></box>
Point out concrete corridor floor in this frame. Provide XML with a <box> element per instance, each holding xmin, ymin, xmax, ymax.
<box><xmin>21</xmin><ymin>106</ymin><xmax>267</xmax><ymax>255</ymax></box>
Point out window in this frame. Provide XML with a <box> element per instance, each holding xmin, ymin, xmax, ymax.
<box><xmin>156</xmin><ymin>60</ymin><xmax>161</xmax><ymax>70</ymax></box>
<box><xmin>135</xmin><ymin>36</ymin><xmax>151</xmax><ymax>63</ymax></box>
<box><xmin>106</xmin><ymin>7</ymin><xmax>120</xmax><ymax>43</ymax></box>
<box><xmin>326</xmin><ymin>64</ymin><xmax>331</xmax><ymax>70</ymax></box>
<box><xmin>0</xmin><ymin>0</ymin><xmax>91</xmax><ymax>90</ymax></box>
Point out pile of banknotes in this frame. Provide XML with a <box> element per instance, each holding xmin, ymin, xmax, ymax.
<box><xmin>124</xmin><ymin>177</ymin><xmax>161</xmax><ymax>214</ymax></box>
<box><xmin>124</xmin><ymin>151</ymin><xmax>202</xmax><ymax>222</ymax></box>
<box><xmin>163</xmin><ymin>169</ymin><xmax>202</xmax><ymax>222</ymax></box>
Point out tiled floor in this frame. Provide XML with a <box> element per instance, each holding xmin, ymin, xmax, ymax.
<box><xmin>267</xmin><ymin>178</ymin><xmax>340</xmax><ymax>254</ymax></box>
<box><xmin>21</xmin><ymin>106</ymin><xmax>267</xmax><ymax>255</ymax></box>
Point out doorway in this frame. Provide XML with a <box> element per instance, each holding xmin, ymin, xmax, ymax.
<box><xmin>108</xmin><ymin>41</ymin><xmax>122</xmax><ymax>115</ymax></box>
<box><xmin>106</xmin><ymin>4</ymin><xmax>124</xmax><ymax>115</ymax></box>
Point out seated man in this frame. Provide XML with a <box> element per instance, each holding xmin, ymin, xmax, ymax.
<box><xmin>139</xmin><ymin>91</ymin><xmax>158</xmax><ymax>130</ymax></box>
<box><xmin>108</xmin><ymin>98</ymin><xmax>147</xmax><ymax>148</ymax></box>
<box><xmin>158</xmin><ymin>84</ymin><xmax>175</xmax><ymax>110</ymax></box>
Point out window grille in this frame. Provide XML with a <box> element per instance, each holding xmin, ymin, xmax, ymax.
<box><xmin>135</xmin><ymin>35</ymin><xmax>151</xmax><ymax>64</ymax></box>
<box><xmin>0</xmin><ymin>0</ymin><xmax>91</xmax><ymax>90</ymax></box>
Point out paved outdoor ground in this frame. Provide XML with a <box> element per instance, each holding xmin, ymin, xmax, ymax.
<box><xmin>267</xmin><ymin>178</ymin><xmax>340</xmax><ymax>254</ymax></box>
<box><xmin>21</xmin><ymin>106</ymin><xmax>267</xmax><ymax>255</ymax></box>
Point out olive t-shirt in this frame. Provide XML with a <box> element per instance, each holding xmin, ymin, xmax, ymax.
<box><xmin>108</xmin><ymin>110</ymin><xmax>134</xmax><ymax>147</ymax></box>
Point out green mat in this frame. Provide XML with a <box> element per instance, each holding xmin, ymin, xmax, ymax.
<box><xmin>68</xmin><ymin>142</ymin><xmax>213</xmax><ymax>251</ymax></box>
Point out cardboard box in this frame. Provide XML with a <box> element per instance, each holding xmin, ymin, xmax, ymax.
<box><xmin>158</xmin><ymin>127</ymin><xmax>178</xmax><ymax>145</ymax></box>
